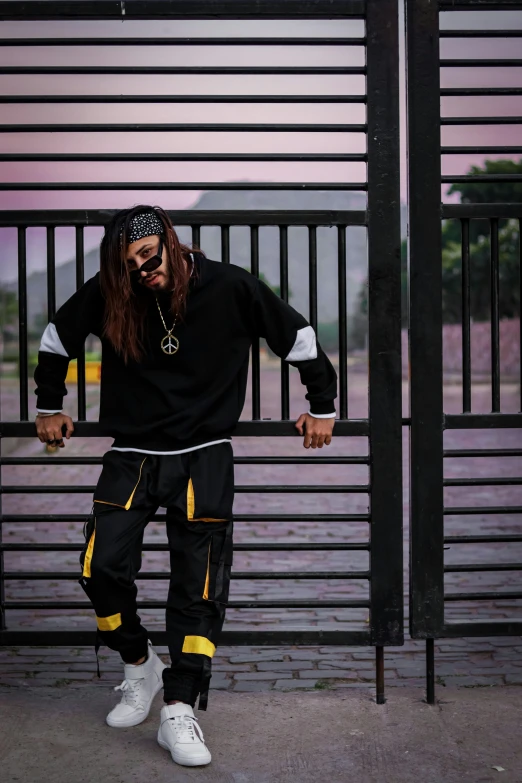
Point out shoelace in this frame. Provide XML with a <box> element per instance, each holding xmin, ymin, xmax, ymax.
<box><xmin>169</xmin><ymin>715</ymin><xmax>203</xmax><ymax>743</ymax></box>
<box><xmin>114</xmin><ymin>678</ymin><xmax>144</xmax><ymax>708</ymax></box>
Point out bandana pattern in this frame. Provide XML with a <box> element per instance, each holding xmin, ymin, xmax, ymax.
<box><xmin>121</xmin><ymin>211</ymin><xmax>165</xmax><ymax>245</ymax></box>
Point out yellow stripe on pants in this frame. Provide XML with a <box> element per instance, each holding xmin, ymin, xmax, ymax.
<box><xmin>182</xmin><ymin>635</ymin><xmax>216</xmax><ymax>657</ymax></box>
<box><xmin>96</xmin><ymin>613</ymin><xmax>122</xmax><ymax>632</ymax></box>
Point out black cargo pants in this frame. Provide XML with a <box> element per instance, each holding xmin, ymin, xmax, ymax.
<box><xmin>78</xmin><ymin>441</ymin><xmax>234</xmax><ymax>710</ymax></box>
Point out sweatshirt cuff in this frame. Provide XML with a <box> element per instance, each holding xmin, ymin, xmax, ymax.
<box><xmin>36</xmin><ymin>393</ymin><xmax>65</xmax><ymax>411</ymax></box>
<box><xmin>308</xmin><ymin>409</ymin><xmax>336</xmax><ymax>419</ymax></box>
<box><xmin>308</xmin><ymin>400</ymin><xmax>337</xmax><ymax>417</ymax></box>
<box><xmin>36</xmin><ymin>408</ymin><xmax>63</xmax><ymax>414</ymax></box>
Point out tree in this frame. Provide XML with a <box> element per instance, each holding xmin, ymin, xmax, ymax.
<box><xmin>442</xmin><ymin>219</ymin><xmax>520</xmax><ymax>323</ymax></box>
<box><xmin>0</xmin><ymin>288</ymin><xmax>18</xmax><ymax>334</ymax></box>
<box><xmin>441</xmin><ymin>158</ymin><xmax>521</xmax><ymax>323</ymax></box>
<box><xmin>353</xmin><ymin>158</ymin><xmax>522</xmax><ymax>333</ymax></box>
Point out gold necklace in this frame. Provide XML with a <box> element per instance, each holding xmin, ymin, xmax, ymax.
<box><xmin>155</xmin><ymin>297</ymin><xmax>180</xmax><ymax>355</ymax></box>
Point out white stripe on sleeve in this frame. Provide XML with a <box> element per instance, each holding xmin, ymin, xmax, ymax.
<box><xmin>39</xmin><ymin>323</ymin><xmax>69</xmax><ymax>358</ymax></box>
<box><xmin>285</xmin><ymin>325</ymin><xmax>317</xmax><ymax>362</ymax></box>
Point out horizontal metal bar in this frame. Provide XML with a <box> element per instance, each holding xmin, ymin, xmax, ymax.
<box><xmin>0</xmin><ymin>513</ymin><xmax>370</xmax><ymax>523</ymax></box>
<box><xmin>444</xmin><ymin>477</ymin><xmax>522</xmax><ymax>486</ymax></box>
<box><xmin>441</xmin><ymin>117</ymin><xmax>522</xmax><ymax>125</ymax></box>
<box><xmin>442</xmin><ymin>175</ymin><xmax>522</xmax><ymax>183</ymax></box>
<box><xmin>439</xmin><ymin>0</ymin><xmax>522</xmax><ymax>9</ymax></box>
<box><xmin>1</xmin><ymin>599</ymin><xmax>370</xmax><ymax>610</ymax></box>
<box><xmin>440</xmin><ymin>30</ymin><xmax>522</xmax><ymax>38</ymax></box>
<box><xmin>440</xmin><ymin>59</ymin><xmax>522</xmax><ymax>68</ymax></box>
<box><xmin>0</xmin><ymin>1</ymin><xmax>368</xmax><ymax>21</ymax></box>
<box><xmin>0</xmin><ymin>122</ymin><xmax>367</xmax><ymax>133</ymax></box>
<box><xmin>442</xmin><ymin>146</ymin><xmax>522</xmax><ymax>155</ymax></box>
<box><xmin>445</xmin><ymin>591</ymin><xmax>522</xmax><ymax>601</ymax></box>
<box><xmin>0</xmin><ymin>209</ymin><xmax>368</xmax><ymax>228</ymax></box>
<box><xmin>0</xmin><ymin>37</ymin><xmax>367</xmax><ymax>47</ymax></box>
<box><xmin>0</xmin><ymin>629</ymin><xmax>372</xmax><ymax>647</ymax></box>
<box><xmin>0</xmin><ymin>542</ymin><xmax>370</xmax><ymax>552</ymax></box>
<box><xmin>0</xmin><ymin>66</ymin><xmax>367</xmax><ymax>75</ymax></box>
<box><xmin>441</xmin><ymin>88</ymin><xmax>522</xmax><ymax>96</ymax></box>
<box><xmin>0</xmin><ymin>95</ymin><xmax>367</xmax><ymax>105</ymax></box>
<box><xmin>1</xmin><ymin>420</ymin><xmax>369</xmax><ymax>436</ymax></box>
<box><xmin>0</xmin><ymin>152</ymin><xmax>368</xmax><ymax>162</ymax></box>
<box><xmin>0</xmin><ymin>182</ymin><xmax>369</xmax><ymax>192</ymax></box>
<box><xmin>445</xmin><ymin>534</ymin><xmax>522</xmax><ymax>544</ymax></box>
<box><xmin>3</xmin><ymin>570</ymin><xmax>371</xmax><ymax>580</ymax></box>
<box><xmin>0</xmin><ymin>455</ymin><xmax>370</xmax><ymax>466</ymax></box>
<box><xmin>444</xmin><ymin>413</ymin><xmax>522</xmax><ymax>428</ymax></box>
<box><xmin>1</xmin><ymin>483</ymin><xmax>370</xmax><ymax>494</ymax></box>
<box><xmin>445</xmin><ymin>563</ymin><xmax>522</xmax><ymax>572</ymax></box>
<box><xmin>442</xmin><ymin>563</ymin><xmax>522</xmax><ymax>578</ymax></box>
<box><xmin>440</xmin><ymin>621</ymin><xmax>522</xmax><ymax>638</ymax></box>
<box><xmin>444</xmin><ymin>506</ymin><xmax>522</xmax><ymax>515</ymax></box>
<box><xmin>444</xmin><ymin>449</ymin><xmax>522</xmax><ymax>458</ymax></box>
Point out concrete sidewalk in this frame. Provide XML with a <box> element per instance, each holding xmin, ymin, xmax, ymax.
<box><xmin>1</xmin><ymin>686</ymin><xmax>521</xmax><ymax>783</ymax></box>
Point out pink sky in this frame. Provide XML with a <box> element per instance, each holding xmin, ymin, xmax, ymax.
<box><xmin>0</xmin><ymin>9</ymin><xmax>520</xmax><ymax>250</ymax></box>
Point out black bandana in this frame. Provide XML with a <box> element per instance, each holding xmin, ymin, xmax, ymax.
<box><xmin>121</xmin><ymin>211</ymin><xmax>164</xmax><ymax>245</ymax></box>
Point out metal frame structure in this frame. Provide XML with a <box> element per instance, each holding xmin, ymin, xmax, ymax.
<box><xmin>0</xmin><ymin>1</ymin><xmax>403</xmax><ymax>704</ymax></box>
<box><xmin>406</xmin><ymin>0</ymin><xmax>522</xmax><ymax>704</ymax></box>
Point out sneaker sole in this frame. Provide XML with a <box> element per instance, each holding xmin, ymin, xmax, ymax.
<box><xmin>157</xmin><ymin>735</ymin><xmax>212</xmax><ymax>767</ymax></box>
<box><xmin>106</xmin><ymin>668</ymin><xmax>167</xmax><ymax>729</ymax></box>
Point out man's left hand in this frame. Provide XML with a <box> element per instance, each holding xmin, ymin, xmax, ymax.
<box><xmin>295</xmin><ymin>413</ymin><xmax>335</xmax><ymax>449</ymax></box>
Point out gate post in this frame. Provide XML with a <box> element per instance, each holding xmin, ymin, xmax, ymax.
<box><xmin>405</xmin><ymin>0</ymin><xmax>445</xmax><ymax>647</ymax></box>
<box><xmin>366</xmin><ymin>0</ymin><xmax>404</xmax><ymax>670</ymax></box>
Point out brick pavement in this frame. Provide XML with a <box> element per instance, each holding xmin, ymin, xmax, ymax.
<box><xmin>1</xmin><ymin>639</ymin><xmax>522</xmax><ymax>694</ymax></box>
<box><xmin>1</xmin><ymin>370</ymin><xmax>521</xmax><ymax>691</ymax></box>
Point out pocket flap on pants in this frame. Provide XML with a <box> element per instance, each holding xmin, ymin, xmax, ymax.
<box><xmin>94</xmin><ymin>451</ymin><xmax>148</xmax><ymax>510</ymax></box>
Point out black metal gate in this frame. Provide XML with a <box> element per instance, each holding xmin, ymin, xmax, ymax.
<box><xmin>406</xmin><ymin>0</ymin><xmax>522</xmax><ymax>703</ymax></box>
<box><xmin>0</xmin><ymin>1</ymin><xmax>403</xmax><ymax>702</ymax></box>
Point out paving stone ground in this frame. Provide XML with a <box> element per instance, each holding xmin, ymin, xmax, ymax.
<box><xmin>1</xmin><ymin>369</ymin><xmax>521</xmax><ymax>694</ymax></box>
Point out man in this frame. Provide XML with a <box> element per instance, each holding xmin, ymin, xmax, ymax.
<box><xmin>34</xmin><ymin>205</ymin><xmax>337</xmax><ymax>767</ymax></box>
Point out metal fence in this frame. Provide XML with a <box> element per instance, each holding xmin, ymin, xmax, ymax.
<box><xmin>0</xmin><ymin>1</ymin><xmax>403</xmax><ymax>704</ymax></box>
<box><xmin>407</xmin><ymin>0</ymin><xmax>522</xmax><ymax>703</ymax></box>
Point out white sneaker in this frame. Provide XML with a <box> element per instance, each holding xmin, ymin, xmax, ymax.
<box><xmin>157</xmin><ymin>703</ymin><xmax>212</xmax><ymax>766</ymax></box>
<box><xmin>106</xmin><ymin>641</ymin><xmax>167</xmax><ymax>728</ymax></box>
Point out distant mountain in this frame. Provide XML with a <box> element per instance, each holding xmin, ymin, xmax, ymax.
<box><xmin>11</xmin><ymin>189</ymin><xmax>407</xmax><ymax>329</ymax></box>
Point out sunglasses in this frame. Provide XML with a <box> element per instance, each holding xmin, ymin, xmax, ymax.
<box><xmin>129</xmin><ymin>236</ymin><xmax>164</xmax><ymax>278</ymax></box>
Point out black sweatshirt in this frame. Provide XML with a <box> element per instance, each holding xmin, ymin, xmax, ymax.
<box><xmin>34</xmin><ymin>253</ymin><xmax>337</xmax><ymax>452</ymax></box>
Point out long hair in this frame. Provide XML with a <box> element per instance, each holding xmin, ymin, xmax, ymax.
<box><xmin>99</xmin><ymin>205</ymin><xmax>201</xmax><ymax>363</ymax></box>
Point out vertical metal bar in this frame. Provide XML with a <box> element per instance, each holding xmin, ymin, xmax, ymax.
<box><xmin>375</xmin><ymin>646</ymin><xmax>385</xmax><ymax>704</ymax></box>
<box><xmin>0</xmin><ymin>434</ymin><xmax>4</xmax><ymax>630</ymax></box>
<box><xmin>337</xmin><ymin>226</ymin><xmax>348</xmax><ymax>419</ymax></box>
<box><xmin>279</xmin><ymin>225</ymin><xmax>290</xmax><ymax>420</ymax></box>
<box><xmin>405</xmin><ymin>0</ymin><xmax>444</xmax><ymax>640</ymax></box>
<box><xmin>461</xmin><ymin>218</ymin><xmax>471</xmax><ymax>413</ymax></box>
<box><xmin>250</xmin><ymin>226</ymin><xmax>261</xmax><ymax>420</ymax></box>
<box><xmin>221</xmin><ymin>225</ymin><xmax>230</xmax><ymax>264</ymax></box>
<box><xmin>519</xmin><ymin>218</ymin><xmax>522</xmax><ymax>413</ymax></box>
<box><xmin>308</xmin><ymin>226</ymin><xmax>318</xmax><ymax>333</ymax></box>
<box><xmin>76</xmin><ymin>226</ymin><xmax>86</xmax><ymax>421</ymax></box>
<box><xmin>367</xmin><ymin>0</ymin><xmax>403</xmax><ymax>652</ymax></box>
<box><xmin>426</xmin><ymin>638</ymin><xmax>435</xmax><ymax>704</ymax></box>
<box><xmin>191</xmin><ymin>225</ymin><xmax>200</xmax><ymax>249</ymax></box>
<box><xmin>17</xmin><ymin>227</ymin><xmax>29</xmax><ymax>421</ymax></box>
<box><xmin>46</xmin><ymin>226</ymin><xmax>56</xmax><ymax>322</ymax></box>
<box><xmin>490</xmin><ymin>218</ymin><xmax>500</xmax><ymax>412</ymax></box>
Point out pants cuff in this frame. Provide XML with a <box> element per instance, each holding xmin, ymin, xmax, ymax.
<box><xmin>119</xmin><ymin>640</ymin><xmax>149</xmax><ymax>664</ymax></box>
<box><xmin>163</xmin><ymin>670</ymin><xmax>199</xmax><ymax>706</ymax></box>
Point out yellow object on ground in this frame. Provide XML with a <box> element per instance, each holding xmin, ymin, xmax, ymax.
<box><xmin>66</xmin><ymin>361</ymin><xmax>101</xmax><ymax>383</ymax></box>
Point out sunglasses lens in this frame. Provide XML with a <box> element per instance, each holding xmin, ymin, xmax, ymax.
<box><xmin>142</xmin><ymin>256</ymin><xmax>162</xmax><ymax>274</ymax></box>
<box><xmin>131</xmin><ymin>255</ymin><xmax>162</xmax><ymax>277</ymax></box>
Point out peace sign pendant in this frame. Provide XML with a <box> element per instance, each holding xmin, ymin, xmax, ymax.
<box><xmin>161</xmin><ymin>333</ymin><xmax>180</xmax><ymax>355</ymax></box>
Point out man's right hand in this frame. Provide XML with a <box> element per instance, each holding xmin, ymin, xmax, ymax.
<box><xmin>35</xmin><ymin>413</ymin><xmax>74</xmax><ymax>448</ymax></box>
